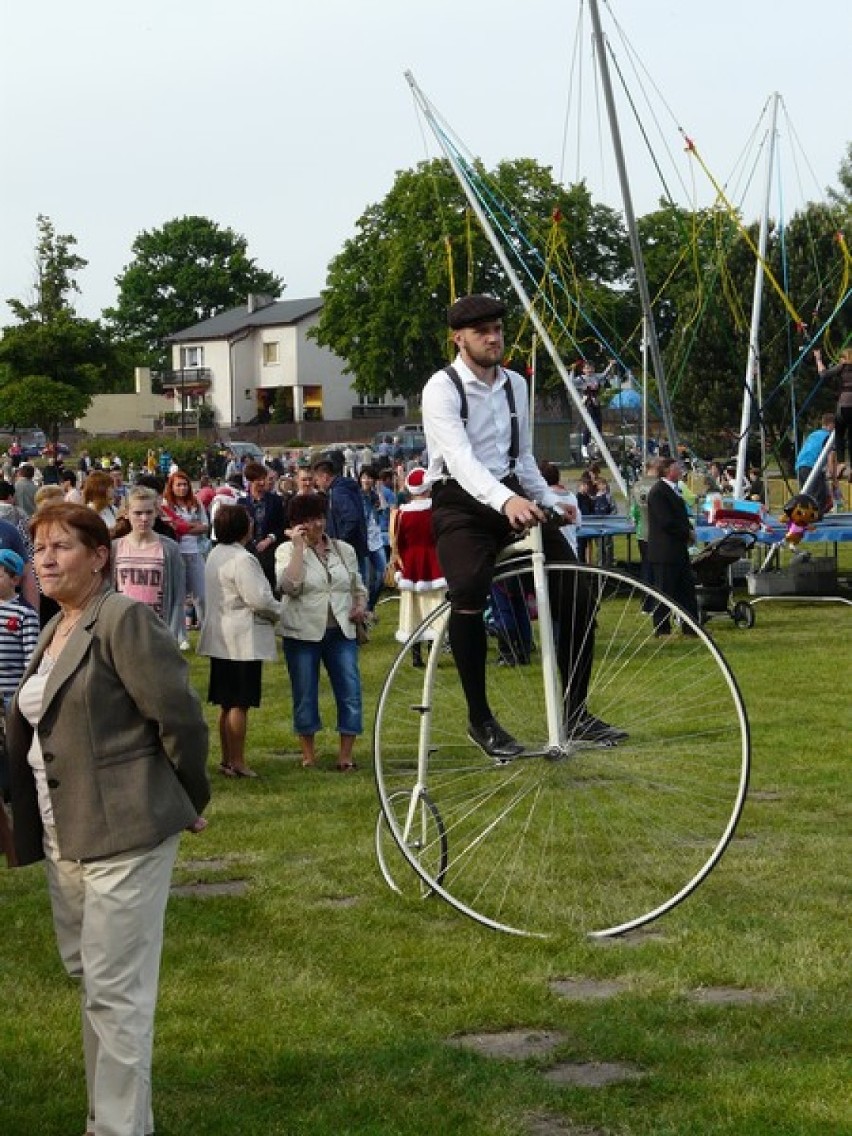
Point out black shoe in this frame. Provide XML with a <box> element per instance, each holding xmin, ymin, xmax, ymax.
<box><xmin>568</xmin><ymin>711</ymin><xmax>629</xmax><ymax>744</ymax></box>
<box><xmin>467</xmin><ymin>718</ymin><xmax>525</xmax><ymax>759</ymax></box>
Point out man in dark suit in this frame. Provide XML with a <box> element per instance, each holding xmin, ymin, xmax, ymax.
<box><xmin>646</xmin><ymin>456</ymin><xmax>698</xmax><ymax>637</ymax></box>
<box><xmin>239</xmin><ymin>461</ymin><xmax>287</xmax><ymax>588</ymax></box>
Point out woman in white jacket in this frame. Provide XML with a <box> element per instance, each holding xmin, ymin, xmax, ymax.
<box><xmin>198</xmin><ymin>504</ymin><xmax>282</xmax><ymax>778</ymax></box>
<box><xmin>275</xmin><ymin>491</ymin><xmax>368</xmax><ymax>771</ymax></box>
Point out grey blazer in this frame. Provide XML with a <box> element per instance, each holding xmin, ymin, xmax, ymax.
<box><xmin>6</xmin><ymin>586</ymin><xmax>210</xmax><ymax>867</ymax></box>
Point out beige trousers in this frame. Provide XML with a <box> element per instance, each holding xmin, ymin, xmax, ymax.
<box><xmin>43</xmin><ymin>825</ymin><xmax>180</xmax><ymax>1136</ymax></box>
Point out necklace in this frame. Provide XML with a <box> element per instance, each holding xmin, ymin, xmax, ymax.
<box><xmin>309</xmin><ymin>541</ymin><xmax>334</xmax><ymax>584</ymax></box>
<box><xmin>53</xmin><ymin>609</ymin><xmax>85</xmax><ymax>643</ymax></box>
<box><xmin>52</xmin><ymin>579</ymin><xmax>101</xmax><ymax>646</ymax></box>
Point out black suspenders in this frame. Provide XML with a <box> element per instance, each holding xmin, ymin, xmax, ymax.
<box><xmin>443</xmin><ymin>364</ymin><xmax>519</xmax><ymax>472</ymax></box>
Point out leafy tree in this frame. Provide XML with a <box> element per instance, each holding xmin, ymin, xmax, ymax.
<box><xmin>0</xmin><ymin>216</ymin><xmax>115</xmax><ymax>443</ymax></box>
<box><xmin>0</xmin><ymin>311</ymin><xmax>111</xmax><ymax>389</ymax></box>
<box><xmin>6</xmin><ymin>214</ymin><xmax>87</xmax><ymax>324</ymax></box>
<box><xmin>827</xmin><ymin>142</ymin><xmax>852</xmax><ymax>208</ymax></box>
<box><xmin>107</xmin><ymin>216</ymin><xmax>284</xmax><ymax>369</ymax></box>
<box><xmin>313</xmin><ymin>159</ymin><xmax>630</xmax><ymax>400</ymax></box>
<box><xmin>0</xmin><ymin>375</ymin><xmax>90</xmax><ymax>433</ymax></box>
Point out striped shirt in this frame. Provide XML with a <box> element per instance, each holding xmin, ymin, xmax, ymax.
<box><xmin>0</xmin><ymin>596</ymin><xmax>40</xmax><ymax>705</ymax></box>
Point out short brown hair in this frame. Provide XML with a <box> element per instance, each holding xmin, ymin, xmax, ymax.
<box><xmin>288</xmin><ymin>491</ymin><xmax>329</xmax><ymax>525</ymax></box>
<box><xmin>213</xmin><ymin>504</ymin><xmax>251</xmax><ymax>544</ymax></box>
<box><xmin>30</xmin><ymin>503</ymin><xmax>111</xmax><ymax>579</ymax></box>
<box><xmin>243</xmin><ymin>462</ymin><xmax>268</xmax><ymax>483</ymax></box>
<box><xmin>657</xmin><ymin>457</ymin><xmax>679</xmax><ymax>478</ymax></box>
<box><xmin>538</xmin><ymin>460</ymin><xmax>560</xmax><ymax>487</ymax></box>
<box><xmin>82</xmin><ymin>469</ymin><xmax>113</xmax><ymax>510</ymax></box>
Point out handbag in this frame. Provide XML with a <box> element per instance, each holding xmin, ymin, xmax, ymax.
<box><xmin>334</xmin><ymin>540</ymin><xmax>370</xmax><ymax>645</ymax></box>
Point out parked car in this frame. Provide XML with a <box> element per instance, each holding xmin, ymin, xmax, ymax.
<box><xmin>372</xmin><ymin>430</ymin><xmax>427</xmax><ymax>461</ymax></box>
<box><xmin>225</xmin><ymin>440</ymin><xmax>265</xmax><ymax>463</ymax></box>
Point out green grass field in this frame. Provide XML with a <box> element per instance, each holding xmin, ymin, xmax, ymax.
<box><xmin>1</xmin><ymin>558</ymin><xmax>849</xmax><ymax>1135</ymax></box>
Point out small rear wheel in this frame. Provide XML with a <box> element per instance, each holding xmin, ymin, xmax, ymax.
<box><xmin>732</xmin><ymin>600</ymin><xmax>755</xmax><ymax>629</ymax></box>
<box><xmin>375</xmin><ymin>789</ymin><xmax>448</xmax><ymax>899</ymax></box>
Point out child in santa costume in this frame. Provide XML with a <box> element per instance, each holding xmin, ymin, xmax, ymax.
<box><xmin>391</xmin><ymin>468</ymin><xmax>447</xmax><ymax>666</ymax></box>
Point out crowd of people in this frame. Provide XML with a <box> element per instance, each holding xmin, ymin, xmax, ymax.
<box><xmin>0</xmin><ymin>304</ymin><xmax>848</xmax><ymax>1136</ymax></box>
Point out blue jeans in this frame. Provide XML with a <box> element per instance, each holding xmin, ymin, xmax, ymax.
<box><xmin>359</xmin><ymin>548</ymin><xmax>387</xmax><ymax>611</ymax></box>
<box><xmin>282</xmin><ymin>627</ymin><xmax>363</xmax><ymax>736</ymax></box>
<box><xmin>181</xmin><ymin>551</ymin><xmax>206</xmax><ymax>626</ymax></box>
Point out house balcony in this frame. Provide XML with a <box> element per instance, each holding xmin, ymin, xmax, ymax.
<box><xmin>158</xmin><ymin>368</ymin><xmax>213</xmax><ymax>397</ymax></box>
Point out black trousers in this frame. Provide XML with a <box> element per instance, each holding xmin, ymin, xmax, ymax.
<box><xmin>431</xmin><ymin>478</ymin><xmax>596</xmax><ymax>717</ymax></box>
<box><xmin>649</xmin><ymin>557</ymin><xmax>698</xmax><ymax>635</ymax></box>
<box><xmin>835</xmin><ymin>404</ymin><xmax>852</xmax><ymax>467</ymax></box>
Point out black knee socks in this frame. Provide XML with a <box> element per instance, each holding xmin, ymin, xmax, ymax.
<box><xmin>448</xmin><ymin>610</ymin><xmax>490</xmax><ymax>726</ymax></box>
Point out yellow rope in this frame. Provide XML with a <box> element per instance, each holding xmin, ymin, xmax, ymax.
<box><xmin>684</xmin><ymin>135</ymin><xmax>807</xmax><ymax>329</ymax></box>
<box><xmin>824</xmin><ymin>231</ymin><xmax>851</xmax><ymax>356</ymax></box>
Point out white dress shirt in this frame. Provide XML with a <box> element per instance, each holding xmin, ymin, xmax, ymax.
<box><xmin>421</xmin><ymin>356</ymin><xmax>559</xmax><ymax>514</ymax></box>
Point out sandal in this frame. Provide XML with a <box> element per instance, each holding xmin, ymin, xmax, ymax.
<box><xmin>301</xmin><ymin>759</ymin><xmax>317</xmax><ymax>769</ymax></box>
<box><xmin>231</xmin><ymin>766</ymin><xmax>259</xmax><ymax>779</ymax></box>
<box><xmin>218</xmin><ymin>763</ymin><xmax>237</xmax><ymax>778</ymax></box>
<box><xmin>336</xmin><ymin>762</ymin><xmax>357</xmax><ymax>773</ymax></box>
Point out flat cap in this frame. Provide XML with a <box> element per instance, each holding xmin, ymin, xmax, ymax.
<box><xmin>311</xmin><ymin>449</ymin><xmax>344</xmax><ymax>474</ymax></box>
<box><xmin>447</xmin><ymin>294</ymin><xmax>506</xmax><ymax>330</ymax></box>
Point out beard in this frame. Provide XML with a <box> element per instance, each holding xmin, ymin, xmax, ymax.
<box><xmin>463</xmin><ymin>338</ymin><xmax>504</xmax><ymax>370</ymax></box>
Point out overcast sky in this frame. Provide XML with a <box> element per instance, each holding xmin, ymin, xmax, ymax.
<box><xmin>1</xmin><ymin>0</ymin><xmax>847</xmax><ymax>322</ymax></box>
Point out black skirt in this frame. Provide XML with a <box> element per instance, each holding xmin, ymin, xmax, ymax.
<box><xmin>207</xmin><ymin>657</ymin><xmax>263</xmax><ymax>709</ymax></box>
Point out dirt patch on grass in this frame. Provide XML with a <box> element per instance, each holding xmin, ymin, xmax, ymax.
<box><xmin>543</xmin><ymin>1061</ymin><xmax>645</xmax><ymax>1087</ymax></box>
<box><xmin>689</xmin><ymin>986</ymin><xmax>776</xmax><ymax>1005</ymax></box>
<box><xmin>170</xmin><ymin>880</ymin><xmax>249</xmax><ymax>898</ymax></box>
<box><xmin>318</xmin><ymin>894</ymin><xmax>359</xmax><ymax>908</ymax></box>
<box><xmin>448</xmin><ymin>1029</ymin><xmax>565</xmax><ymax>1061</ymax></box>
<box><xmin>178</xmin><ymin>857</ymin><xmax>234</xmax><ymax>872</ymax></box>
<box><xmin>550</xmin><ymin>978</ymin><xmax>627</xmax><ymax>1001</ymax></box>
<box><xmin>595</xmin><ymin>927</ymin><xmax>669</xmax><ymax>946</ymax></box>
<box><xmin>525</xmin><ymin>1113</ymin><xmax>608</xmax><ymax>1135</ymax></box>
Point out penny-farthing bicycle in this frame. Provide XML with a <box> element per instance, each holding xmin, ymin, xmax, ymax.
<box><xmin>374</xmin><ymin>525</ymin><xmax>750</xmax><ymax>939</ymax></box>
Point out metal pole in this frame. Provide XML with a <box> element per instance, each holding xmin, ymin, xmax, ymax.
<box><xmin>641</xmin><ymin>314</ymin><xmax>649</xmax><ymax>460</ymax></box>
<box><xmin>800</xmin><ymin>430</ymin><xmax>835</xmax><ymax>499</ymax></box>
<box><xmin>405</xmin><ymin>70</ymin><xmax>627</xmax><ymax>499</ymax></box>
<box><xmin>587</xmin><ymin>0</ymin><xmax>677</xmax><ymax>457</ymax></box>
<box><xmin>734</xmin><ymin>92</ymin><xmax>779</xmax><ymax>498</ymax></box>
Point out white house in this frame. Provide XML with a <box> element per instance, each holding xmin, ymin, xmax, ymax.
<box><xmin>164</xmin><ymin>294</ymin><xmax>405</xmax><ymax>429</ymax></box>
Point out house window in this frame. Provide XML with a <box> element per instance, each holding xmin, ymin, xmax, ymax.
<box><xmin>180</xmin><ymin>345</ymin><xmax>204</xmax><ymax>368</ymax></box>
<box><xmin>262</xmin><ymin>341</ymin><xmax>280</xmax><ymax>365</ymax></box>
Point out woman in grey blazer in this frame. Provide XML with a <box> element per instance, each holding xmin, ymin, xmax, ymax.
<box><xmin>275</xmin><ymin>491</ymin><xmax>368</xmax><ymax>771</ymax></box>
<box><xmin>198</xmin><ymin>504</ymin><xmax>282</xmax><ymax>779</ymax></box>
<box><xmin>6</xmin><ymin>502</ymin><xmax>209</xmax><ymax>1136</ymax></box>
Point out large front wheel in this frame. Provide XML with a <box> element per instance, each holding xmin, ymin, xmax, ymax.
<box><xmin>374</xmin><ymin>562</ymin><xmax>750</xmax><ymax>939</ymax></box>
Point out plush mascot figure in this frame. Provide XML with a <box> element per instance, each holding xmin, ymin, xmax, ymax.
<box><xmin>781</xmin><ymin>493</ymin><xmax>820</xmax><ymax>548</ymax></box>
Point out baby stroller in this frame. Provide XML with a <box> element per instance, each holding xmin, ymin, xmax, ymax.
<box><xmin>691</xmin><ymin>532</ymin><xmax>756</xmax><ymax>629</ymax></box>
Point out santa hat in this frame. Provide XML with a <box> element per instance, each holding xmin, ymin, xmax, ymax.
<box><xmin>404</xmin><ymin>467</ymin><xmax>429</xmax><ymax>496</ymax></box>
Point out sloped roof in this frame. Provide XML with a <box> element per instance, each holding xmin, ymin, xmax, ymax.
<box><xmin>167</xmin><ymin>297</ymin><xmax>323</xmax><ymax>342</ymax></box>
